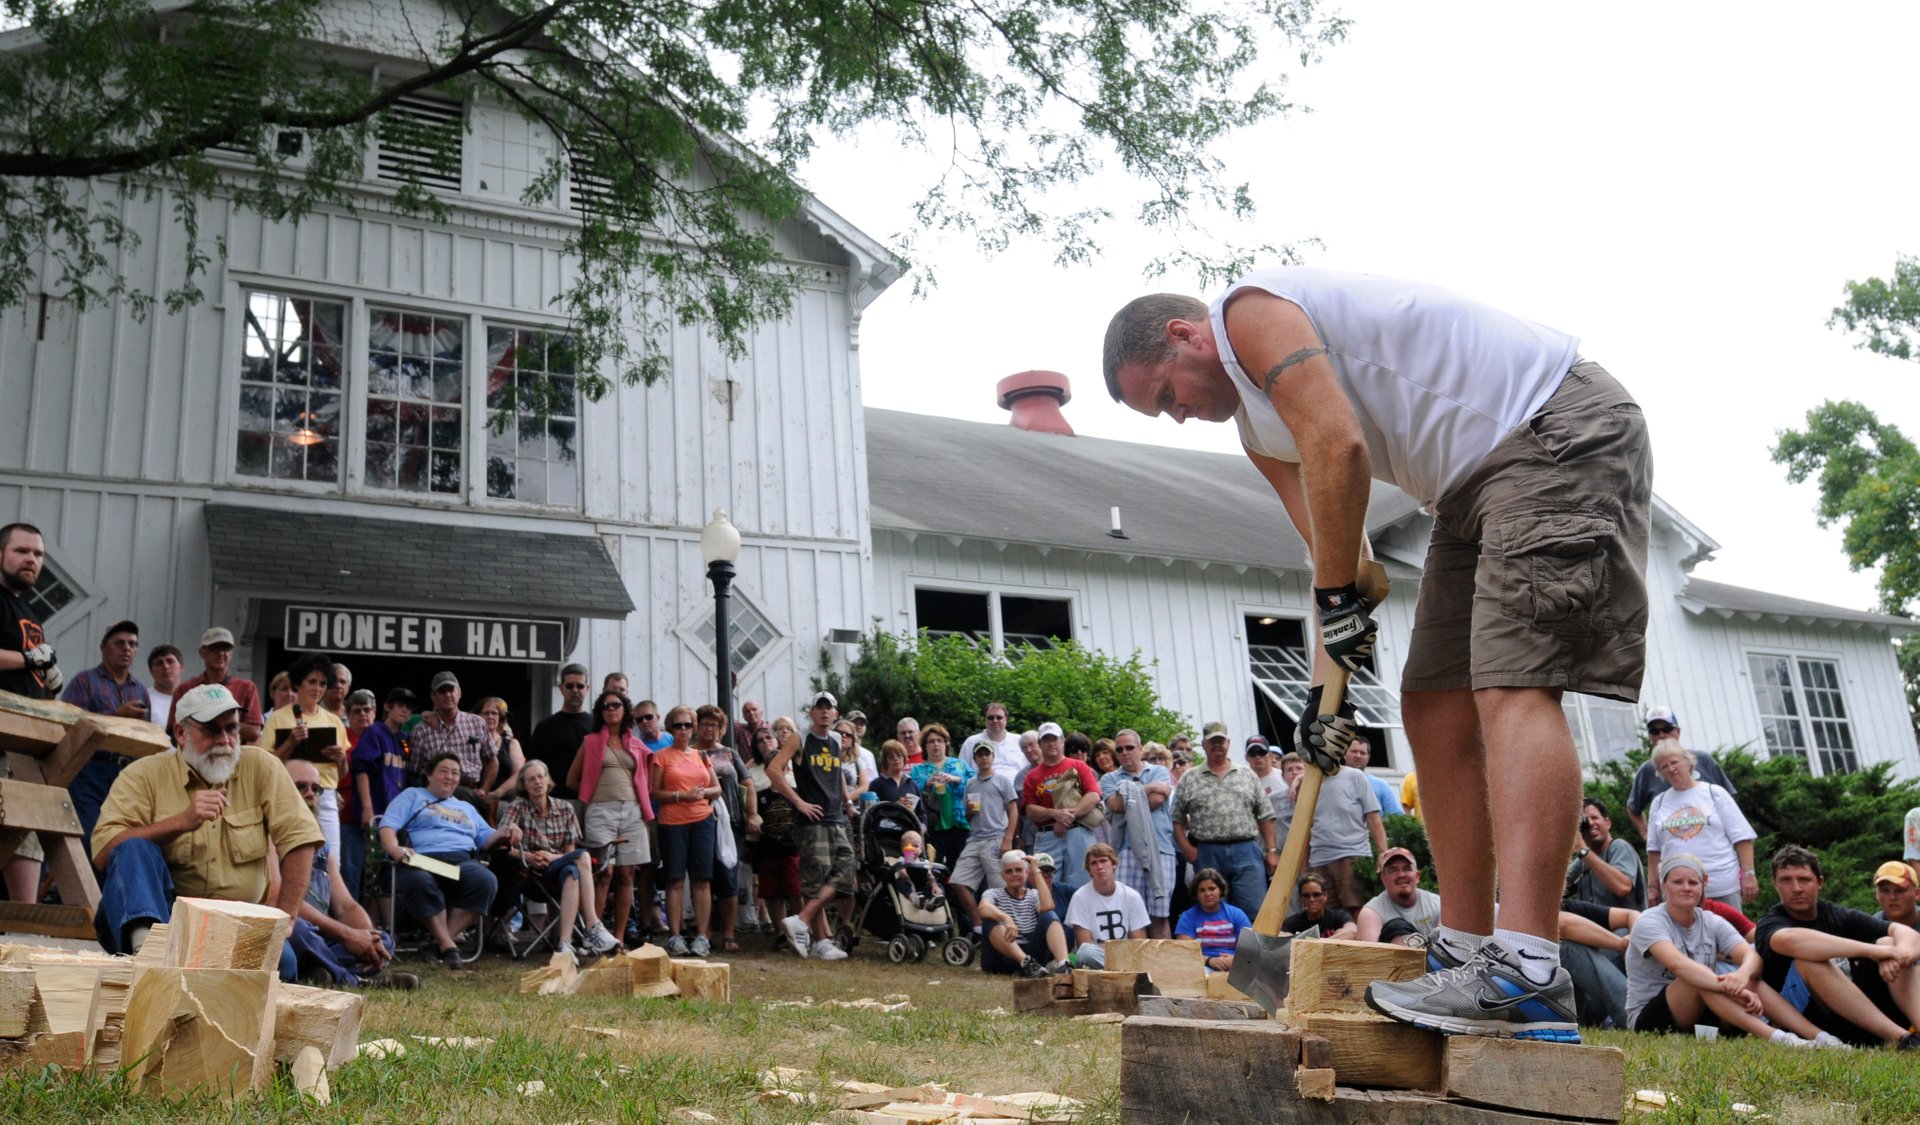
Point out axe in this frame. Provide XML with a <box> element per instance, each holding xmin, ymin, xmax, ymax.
<box><xmin>1228</xmin><ymin>558</ymin><xmax>1388</xmax><ymax>1014</ymax></box>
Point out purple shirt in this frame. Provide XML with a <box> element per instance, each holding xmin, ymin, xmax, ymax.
<box><xmin>61</xmin><ymin>663</ymin><xmax>151</xmax><ymax>719</ymax></box>
<box><xmin>352</xmin><ymin>723</ymin><xmax>411</xmax><ymax>815</ymax></box>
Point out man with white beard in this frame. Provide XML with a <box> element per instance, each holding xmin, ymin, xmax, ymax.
<box><xmin>92</xmin><ymin>684</ymin><xmax>321</xmax><ymax>968</ymax></box>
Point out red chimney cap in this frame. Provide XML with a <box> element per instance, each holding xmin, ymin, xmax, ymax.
<box><xmin>996</xmin><ymin>370</ymin><xmax>1074</xmax><ymax>436</ymax></box>
<box><xmin>996</xmin><ymin>370</ymin><xmax>1072</xmax><ymax>411</ymax></box>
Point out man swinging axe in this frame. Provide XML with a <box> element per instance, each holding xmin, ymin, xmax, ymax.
<box><xmin>1104</xmin><ymin>267</ymin><xmax>1652</xmax><ymax>1043</ymax></box>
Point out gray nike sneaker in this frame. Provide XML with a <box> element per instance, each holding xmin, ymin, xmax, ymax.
<box><xmin>1365</xmin><ymin>938</ymin><xmax>1581</xmax><ymax>1043</ymax></box>
<box><xmin>1422</xmin><ymin>929</ymin><xmax>1479</xmax><ymax>974</ymax></box>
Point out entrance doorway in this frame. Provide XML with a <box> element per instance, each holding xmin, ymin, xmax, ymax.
<box><xmin>262</xmin><ymin>641</ymin><xmax>543</xmax><ymax>731</ymax></box>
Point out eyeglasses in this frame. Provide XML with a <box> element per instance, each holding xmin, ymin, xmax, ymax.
<box><xmin>561</xmin><ymin>682</ymin><xmax>588</xmax><ymax>691</ymax></box>
<box><xmin>292</xmin><ymin>781</ymin><xmax>324</xmax><ymax>795</ymax></box>
<box><xmin>1116</xmin><ymin>744</ymin><xmax>1139</xmax><ymax>753</ymax></box>
<box><xmin>600</xmin><ymin>701</ymin><xmax>626</xmax><ymax>711</ymax></box>
<box><xmin>668</xmin><ymin>721</ymin><xmax>694</xmax><ymax>730</ymax></box>
<box><xmin>637</xmin><ymin>713</ymin><xmax>658</xmax><ymax>721</ymax></box>
<box><xmin>1649</xmin><ymin>724</ymin><xmax>1676</xmax><ymax>735</ymax></box>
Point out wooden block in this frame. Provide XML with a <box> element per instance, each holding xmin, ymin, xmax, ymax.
<box><xmin>121</xmin><ymin>967</ymin><xmax>276</xmax><ymax>1098</ymax></box>
<box><xmin>30</xmin><ymin>963</ymin><xmax>102</xmax><ymax>1042</ymax></box>
<box><xmin>1136</xmin><ymin>995</ymin><xmax>1267</xmax><ymax>1021</ymax></box>
<box><xmin>625</xmin><ymin>942</ymin><xmax>670</xmax><ymax>985</ymax></box>
<box><xmin>1300</xmin><ymin>1033</ymin><xmax>1334</xmax><ymax>1070</ymax></box>
<box><xmin>1052</xmin><ymin>979</ymin><xmax>1077</xmax><ymax>999</ymax></box>
<box><xmin>0</xmin><ymin>964</ymin><xmax>34</xmax><ymax>1037</ymax></box>
<box><xmin>271</xmin><ymin>983</ymin><xmax>365</xmax><ymax>1070</ymax></box>
<box><xmin>1288</xmin><ymin>939</ymin><xmax>1426</xmax><ymax>1015</ymax></box>
<box><xmin>1104</xmin><ymin>939</ymin><xmax>1207</xmax><ymax>998</ymax></box>
<box><xmin>0</xmin><ymin>1030</ymin><xmax>88</xmax><ymax>1072</ymax></box>
<box><xmin>1086</xmin><ymin>970</ymin><xmax>1149</xmax><ymax>1014</ymax></box>
<box><xmin>290</xmin><ymin>1044</ymin><xmax>330</xmax><ymax>1104</ymax></box>
<box><xmin>1012</xmin><ymin>976</ymin><xmax>1056</xmax><ymax>1012</ymax></box>
<box><xmin>0</xmin><ymin>692</ymin><xmax>170</xmax><ymax>763</ymax></box>
<box><xmin>1049</xmin><ymin>998</ymin><xmax>1091</xmax><ymax>1018</ymax></box>
<box><xmin>519</xmin><ymin>952</ymin><xmax>579</xmax><ymax>995</ymax></box>
<box><xmin>1442</xmin><ymin>1036</ymin><xmax>1624</xmax><ymax>1122</ymax></box>
<box><xmin>1294</xmin><ymin>1011</ymin><xmax>1443</xmax><ymax>1090</ymax></box>
<box><xmin>573</xmin><ymin>961</ymin><xmax>634</xmax><ymax>997</ymax></box>
<box><xmin>632</xmin><ymin>979</ymin><xmax>681</xmax><ymax>998</ymax></box>
<box><xmin>1206</xmin><ymin>970</ymin><xmax>1251</xmax><ymax>1001</ymax></box>
<box><xmin>0</xmin><ymin>780</ymin><xmax>84</xmax><ymax>836</ymax></box>
<box><xmin>1069</xmin><ymin>968</ymin><xmax>1091</xmax><ymax>997</ymax></box>
<box><xmin>1120</xmin><ymin>1015</ymin><xmax>1305</xmax><ymax>1123</ymax></box>
<box><xmin>134</xmin><ymin>924</ymin><xmax>172</xmax><ymax>967</ymax></box>
<box><xmin>1296</xmin><ymin>1066</ymin><xmax>1336</xmax><ymax>1102</ymax></box>
<box><xmin>166</xmin><ymin>898</ymin><xmax>290</xmax><ymax>973</ymax></box>
<box><xmin>668</xmin><ymin>959</ymin><xmax>729</xmax><ymax>1003</ymax></box>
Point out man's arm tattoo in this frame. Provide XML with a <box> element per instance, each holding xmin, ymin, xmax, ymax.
<box><xmin>1261</xmin><ymin>346</ymin><xmax>1330</xmax><ymax>396</ymax></box>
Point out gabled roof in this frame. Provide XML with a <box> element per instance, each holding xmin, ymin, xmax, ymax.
<box><xmin>1679</xmin><ymin>578</ymin><xmax>1915</xmax><ymax>635</ymax></box>
<box><xmin>864</xmin><ymin>408</ymin><xmax>1423</xmax><ymax>571</ymax></box>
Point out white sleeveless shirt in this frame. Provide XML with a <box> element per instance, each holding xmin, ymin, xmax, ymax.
<box><xmin>1213</xmin><ymin>268</ymin><xmax>1579</xmax><ymax>507</ymax></box>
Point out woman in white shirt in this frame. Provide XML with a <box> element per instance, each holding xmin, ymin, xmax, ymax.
<box><xmin>1644</xmin><ymin>743</ymin><xmax>1757</xmax><ymax>909</ymax></box>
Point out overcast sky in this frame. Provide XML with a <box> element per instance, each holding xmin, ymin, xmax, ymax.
<box><xmin>799</xmin><ymin>0</ymin><xmax>1920</xmax><ymax>614</ymax></box>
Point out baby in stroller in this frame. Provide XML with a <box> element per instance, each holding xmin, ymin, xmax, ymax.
<box><xmin>888</xmin><ymin>830</ymin><xmax>948</xmax><ymax>913</ymax></box>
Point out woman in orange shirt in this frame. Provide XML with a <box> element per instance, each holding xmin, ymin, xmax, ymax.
<box><xmin>651</xmin><ymin>705</ymin><xmax>722</xmax><ymax>958</ymax></box>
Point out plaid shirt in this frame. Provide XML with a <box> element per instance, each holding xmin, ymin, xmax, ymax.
<box><xmin>408</xmin><ymin>710</ymin><xmax>494</xmax><ymax>787</ymax></box>
<box><xmin>498</xmin><ymin>797</ymin><xmax>582</xmax><ymax>853</ymax></box>
<box><xmin>61</xmin><ymin>663</ymin><xmax>151</xmax><ymax>719</ymax></box>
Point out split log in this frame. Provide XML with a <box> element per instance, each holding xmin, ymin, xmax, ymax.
<box><xmin>134</xmin><ymin>923</ymin><xmax>172</xmax><ymax>967</ymax></box>
<box><xmin>166</xmin><ymin>898</ymin><xmax>291</xmax><ymax>972</ymax></box>
<box><xmin>1085</xmin><ymin>970</ymin><xmax>1150</xmax><ymax>1014</ymax></box>
<box><xmin>272</xmin><ymin>983</ymin><xmax>366</xmax><ymax>1070</ymax></box>
<box><xmin>0</xmin><ymin>1030</ymin><xmax>87</xmax><ymax>1072</ymax></box>
<box><xmin>1441</xmin><ymin>1036</ymin><xmax>1624</xmax><ymax>1122</ymax></box>
<box><xmin>1119</xmin><ymin>1015</ymin><xmax>1305</xmax><ymax>1124</ymax></box>
<box><xmin>573</xmin><ymin>961</ymin><xmax>635</xmax><ymax>997</ymax></box>
<box><xmin>1103</xmin><ymin>939</ymin><xmax>1206</xmax><ymax>998</ymax></box>
<box><xmin>1299</xmin><ymin>1033</ymin><xmax>1334</xmax><ymax>1070</ymax></box>
<box><xmin>1135</xmin><ymin>995</ymin><xmax>1267</xmax><ymax>1021</ymax></box>
<box><xmin>120</xmin><ymin>967</ymin><xmax>276</xmax><ymax>1098</ymax></box>
<box><xmin>625</xmin><ymin>942</ymin><xmax>670</xmax><ymax>985</ymax></box>
<box><xmin>519</xmin><ymin>952</ymin><xmax>579</xmax><ymax>996</ymax></box>
<box><xmin>1287</xmin><ymin>939</ymin><xmax>1426</xmax><ymax>1016</ymax></box>
<box><xmin>1205</xmin><ymin>970</ymin><xmax>1252</xmax><ymax>1002</ymax></box>
<box><xmin>1296</xmin><ymin>1067</ymin><xmax>1337</xmax><ymax>1102</ymax></box>
<box><xmin>1012</xmin><ymin>976</ymin><xmax>1057</xmax><ymax>1012</ymax></box>
<box><xmin>0</xmin><ymin>964</ymin><xmax>34</xmax><ymax>1037</ymax></box>
<box><xmin>29</xmin><ymin>963</ymin><xmax>102</xmax><ymax>1041</ymax></box>
<box><xmin>632</xmin><ymin>979</ymin><xmax>681</xmax><ymax>999</ymax></box>
<box><xmin>668</xmin><ymin>959</ymin><xmax>729</xmax><ymax>1003</ymax></box>
<box><xmin>1291</xmin><ymin>1011</ymin><xmax>1444</xmax><ymax>1090</ymax></box>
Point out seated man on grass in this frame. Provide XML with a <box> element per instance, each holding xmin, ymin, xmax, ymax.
<box><xmin>1064</xmin><ymin>843</ymin><xmax>1149</xmax><ymax>967</ymax></box>
<box><xmin>979</xmin><ymin>850</ymin><xmax>1070</xmax><ymax>978</ymax></box>
<box><xmin>92</xmin><ymin>684</ymin><xmax>320</xmax><ymax>979</ymax></box>
<box><xmin>281</xmin><ymin>759</ymin><xmax>417</xmax><ymax>989</ymax></box>
<box><xmin>1755</xmin><ymin>844</ymin><xmax>1920</xmax><ymax>1049</ymax></box>
<box><xmin>1873</xmin><ymin>861</ymin><xmax>1918</xmax><ymax>930</ymax></box>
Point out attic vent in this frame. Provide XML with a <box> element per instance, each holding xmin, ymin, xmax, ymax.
<box><xmin>568</xmin><ymin>143</ymin><xmax>615</xmax><ymax>216</ymax></box>
<box><xmin>377</xmin><ymin>95</ymin><xmax>464</xmax><ymax>192</ymax></box>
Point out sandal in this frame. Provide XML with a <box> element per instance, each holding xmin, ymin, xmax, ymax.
<box><xmin>721</xmin><ymin>938</ymin><xmax>742</xmax><ymax>954</ymax></box>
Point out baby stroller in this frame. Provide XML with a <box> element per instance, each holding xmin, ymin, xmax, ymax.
<box><xmin>834</xmin><ymin>799</ymin><xmax>975</xmax><ymax>966</ymax></box>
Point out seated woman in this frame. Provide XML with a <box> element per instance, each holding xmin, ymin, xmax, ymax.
<box><xmin>888</xmin><ymin>830</ymin><xmax>947</xmax><ymax>911</ymax></box>
<box><xmin>1175</xmin><ymin>868</ymin><xmax>1252</xmax><ymax>972</ymax></box>
<box><xmin>979</xmin><ymin>850</ymin><xmax>1070</xmax><ymax>978</ymax></box>
<box><xmin>496</xmin><ymin>760</ymin><xmax>621</xmax><ymax>962</ymax></box>
<box><xmin>1626</xmin><ymin>853</ymin><xmax>1825</xmax><ymax>1046</ymax></box>
<box><xmin>378</xmin><ymin>752</ymin><xmax>519</xmax><ymax>970</ymax></box>
<box><xmin>1283</xmin><ymin>874</ymin><xmax>1358</xmax><ymax>940</ymax></box>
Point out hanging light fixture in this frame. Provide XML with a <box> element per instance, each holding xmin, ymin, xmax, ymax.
<box><xmin>289</xmin><ymin>410</ymin><xmax>324</xmax><ymax>446</ymax></box>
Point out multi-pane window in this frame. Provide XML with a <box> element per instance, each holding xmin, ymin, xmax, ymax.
<box><xmin>1748</xmin><ymin>653</ymin><xmax>1858</xmax><ymax>775</ymax></box>
<box><xmin>236</xmin><ymin>291</ymin><xmax>346</xmax><ymax>484</ymax></box>
<box><xmin>19</xmin><ymin>557</ymin><xmax>78</xmax><ymax>622</ymax></box>
<box><xmin>366</xmin><ymin>308</ymin><xmax>465</xmax><ymax>494</ymax></box>
<box><xmin>913</xmin><ymin>588</ymin><xmax>1073</xmax><ymax>651</ymax></box>
<box><xmin>1246</xmin><ymin>615</ymin><xmax>1403</xmax><ymax>730</ymax></box>
<box><xmin>691</xmin><ymin>596</ymin><xmax>782</xmax><ymax>678</ymax></box>
<box><xmin>485</xmin><ymin>327</ymin><xmax>580</xmax><ymax>506</ymax></box>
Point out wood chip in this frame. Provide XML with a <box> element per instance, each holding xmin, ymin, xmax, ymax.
<box><xmin>290</xmin><ymin>1045</ymin><xmax>330</xmax><ymax>1104</ymax></box>
<box><xmin>356</xmin><ymin>1038</ymin><xmax>408</xmax><ymax>1060</ymax></box>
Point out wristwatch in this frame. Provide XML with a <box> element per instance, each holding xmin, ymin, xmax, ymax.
<box><xmin>1576</xmin><ymin>847</ymin><xmax>1590</xmax><ymax>859</ymax></box>
<box><xmin>1267</xmin><ymin>847</ymin><xmax>1280</xmax><ymax>854</ymax></box>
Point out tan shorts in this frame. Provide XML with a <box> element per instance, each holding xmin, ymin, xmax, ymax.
<box><xmin>1401</xmin><ymin>361</ymin><xmax>1652</xmax><ymax>701</ymax></box>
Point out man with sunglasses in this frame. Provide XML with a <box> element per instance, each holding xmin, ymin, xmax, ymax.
<box><xmin>1624</xmin><ymin>708</ymin><xmax>1736</xmax><ymax>838</ymax></box>
<box><xmin>528</xmin><ymin>663</ymin><xmax>594</xmax><ymax>798</ymax></box>
<box><xmin>91</xmin><ymin>684</ymin><xmax>322</xmax><ymax>971</ymax></box>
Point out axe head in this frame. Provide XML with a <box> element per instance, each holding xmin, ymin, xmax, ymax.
<box><xmin>1227</xmin><ymin>928</ymin><xmax>1294</xmax><ymax>1015</ymax></box>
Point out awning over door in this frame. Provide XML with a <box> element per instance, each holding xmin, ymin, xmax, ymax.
<box><xmin>203</xmin><ymin>503</ymin><xmax>634</xmax><ymax>619</ymax></box>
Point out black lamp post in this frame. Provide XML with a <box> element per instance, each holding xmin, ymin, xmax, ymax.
<box><xmin>700</xmin><ymin>508</ymin><xmax>742</xmax><ymax>747</ymax></box>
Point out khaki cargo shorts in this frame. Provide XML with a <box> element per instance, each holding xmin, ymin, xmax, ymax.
<box><xmin>1400</xmin><ymin>361</ymin><xmax>1652</xmax><ymax>701</ymax></box>
<box><xmin>797</xmin><ymin>821</ymin><xmax>857</xmax><ymax>898</ymax></box>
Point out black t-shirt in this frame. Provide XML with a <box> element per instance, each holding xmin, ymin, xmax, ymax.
<box><xmin>527</xmin><ymin>710</ymin><xmax>593</xmax><ymax>797</ymax></box>
<box><xmin>792</xmin><ymin>731</ymin><xmax>847</xmax><ymax>825</ymax></box>
<box><xmin>0</xmin><ymin>587</ymin><xmax>47</xmax><ymax>699</ymax></box>
<box><xmin>1753</xmin><ymin>900</ymin><xmax>1889</xmax><ymax>989</ymax></box>
<box><xmin>869</xmin><ymin>774</ymin><xmax>922</xmax><ymax>808</ymax></box>
<box><xmin>1283</xmin><ymin>907</ymin><xmax>1355</xmax><ymax>939</ymax></box>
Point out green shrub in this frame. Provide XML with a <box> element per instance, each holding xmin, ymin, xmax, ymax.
<box><xmin>812</xmin><ymin>629</ymin><xmax>1188</xmax><ymax>748</ymax></box>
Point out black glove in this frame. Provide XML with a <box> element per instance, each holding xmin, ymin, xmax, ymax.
<box><xmin>1314</xmin><ymin>583</ymin><xmax>1378</xmax><ymax>673</ymax></box>
<box><xmin>1295</xmin><ymin>682</ymin><xmax>1357</xmax><ymax>775</ymax></box>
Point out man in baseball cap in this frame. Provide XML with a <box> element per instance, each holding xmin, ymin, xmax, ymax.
<box><xmin>1169</xmin><ymin>718</ymin><xmax>1278</xmax><ymax>919</ymax></box>
<box><xmin>170</xmin><ymin>625</ymin><xmax>265</xmax><ymax>744</ymax></box>
<box><xmin>91</xmin><ymin>684</ymin><xmax>321</xmax><ymax>971</ymax></box>
<box><xmin>1874</xmin><ymin>861</ymin><xmax>1918</xmax><ymax>931</ymax></box>
<box><xmin>1022</xmin><ymin>721</ymin><xmax>1099</xmax><ymax>892</ymax></box>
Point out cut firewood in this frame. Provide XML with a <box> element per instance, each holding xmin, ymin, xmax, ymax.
<box><xmin>626</xmin><ymin>942</ymin><xmax>671</xmax><ymax>985</ymax></box>
<box><xmin>29</xmin><ymin>963</ymin><xmax>102</xmax><ymax>1042</ymax></box>
<box><xmin>1286</xmin><ymin>939</ymin><xmax>1426</xmax><ymax>1016</ymax></box>
<box><xmin>1295</xmin><ymin>1066</ymin><xmax>1336</xmax><ymax>1102</ymax></box>
<box><xmin>272</xmin><ymin>983</ymin><xmax>366</xmax><ymax>1070</ymax></box>
<box><xmin>134</xmin><ymin>923</ymin><xmax>172</xmax><ymax>966</ymax></box>
<box><xmin>519</xmin><ymin>952</ymin><xmax>580</xmax><ymax>995</ymax></box>
<box><xmin>0</xmin><ymin>1030</ymin><xmax>87</xmax><ymax>1072</ymax></box>
<box><xmin>574</xmin><ymin>961</ymin><xmax>635</xmax><ymax>997</ymax></box>
<box><xmin>121</xmin><ymin>967</ymin><xmax>276</xmax><ymax>1098</ymax></box>
<box><xmin>633</xmin><ymin>979</ymin><xmax>682</xmax><ymax>999</ymax></box>
<box><xmin>1102</xmin><ymin>939</ymin><xmax>1206</xmax><ymax>998</ymax></box>
<box><xmin>166</xmin><ymin>898</ymin><xmax>291</xmax><ymax>973</ymax></box>
<box><xmin>668</xmin><ymin>959</ymin><xmax>730</xmax><ymax>1003</ymax></box>
<box><xmin>0</xmin><ymin>964</ymin><xmax>34</xmax><ymax>1037</ymax></box>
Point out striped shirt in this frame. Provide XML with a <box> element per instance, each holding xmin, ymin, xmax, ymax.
<box><xmin>984</xmin><ymin>886</ymin><xmax>1041</xmax><ymax>937</ymax></box>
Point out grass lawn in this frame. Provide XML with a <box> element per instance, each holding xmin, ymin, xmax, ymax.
<box><xmin>1</xmin><ymin>937</ymin><xmax>1914</xmax><ymax>1122</ymax></box>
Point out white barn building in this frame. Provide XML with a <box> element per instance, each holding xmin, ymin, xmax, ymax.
<box><xmin>2</xmin><ymin>0</ymin><xmax>1911</xmax><ymax>786</ymax></box>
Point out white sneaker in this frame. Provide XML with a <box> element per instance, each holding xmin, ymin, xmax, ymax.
<box><xmin>811</xmin><ymin>938</ymin><xmax>849</xmax><ymax>961</ymax></box>
<box><xmin>585</xmin><ymin>925</ymin><xmax>620</xmax><ymax>956</ymax></box>
<box><xmin>782</xmin><ymin>916</ymin><xmax>812</xmax><ymax>959</ymax></box>
<box><xmin>1770</xmin><ymin>1029</ymin><xmax>1814</xmax><ymax>1048</ymax></box>
<box><xmin>1812</xmin><ymin>1031</ymin><xmax>1854</xmax><ymax>1050</ymax></box>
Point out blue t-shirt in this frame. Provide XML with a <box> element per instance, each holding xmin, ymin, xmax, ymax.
<box><xmin>909</xmin><ymin>758</ymin><xmax>974</xmax><ymax>831</ymax></box>
<box><xmin>1099</xmin><ymin>764</ymin><xmax>1175</xmax><ymax>853</ymax></box>
<box><xmin>351</xmin><ymin>723</ymin><xmax>411</xmax><ymax>814</ymax></box>
<box><xmin>379</xmin><ymin>787</ymin><xmax>492</xmax><ymax>855</ymax></box>
<box><xmin>1176</xmin><ymin>902</ymin><xmax>1252</xmax><ymax>959</ymax></box>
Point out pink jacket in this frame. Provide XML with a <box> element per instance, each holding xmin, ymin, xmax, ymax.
<box><xmin>575</xmin><ymin>730</ymin><xmax>653</xmax><ymax>812</ymax></box>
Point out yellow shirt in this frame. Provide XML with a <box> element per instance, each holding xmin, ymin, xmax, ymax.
<box><xmin>1400</xmin><ymin>771</ymin><xmax>1421</xmax><ymax>821</ymax></box>
<box><xmin>92</xmin><ymin>744</ymin><xmax>323</xmax><ymax>903</ymax></box>
<box><xmin>258</xmin><ymin>704</ymin><xmax>349</xmax><ymax>788</ymax></box>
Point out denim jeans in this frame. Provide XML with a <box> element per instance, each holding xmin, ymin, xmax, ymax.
<box><xmin>1194</xmin><ymin>839</ymin><xmax>1268</xmax><ymax>920</ymax></box>
<box><xmin>97</xmin><ymin>837</ymin><xmax>298</xmax><ymax>981</ymax></box>
<box><xmin>69</xmin><ymin>753</ymin><xmax>129</xmax><ymax>854</ymax></box>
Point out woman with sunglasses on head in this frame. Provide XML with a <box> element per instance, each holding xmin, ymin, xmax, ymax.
<box><xmin>477</xmin><ymin>697</ymin><xmax>526</xmax><ymax>816</ymax></box>
<box><xmin>692</xmin><ymin>703</ymin><xmax>757</xmax><ymax>953</ymax></box>
<box><xmin>567</xmin><ymin>690</ymin><xmax>653</xmax><ymax>952</ymax></box>
<box><xmin>652</xmin><ymin>705</ymin><xmax>723</xmax><ymax>957</ymax></box>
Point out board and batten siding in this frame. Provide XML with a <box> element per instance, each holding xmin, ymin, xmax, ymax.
<box><xmin>869</xmin><ymin>528</ymin><xmax>1420</xmax><ymax>763</ymax></box>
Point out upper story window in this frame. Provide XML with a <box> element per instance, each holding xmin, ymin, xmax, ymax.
<box><xmin>376</xmin><ymin>95</ymin><xmax>464</xmax><ymax>193</ymax></box>
<box><xmin>236</xmin><ymin>292</ymin><xmax>347</xmax><ymax>485</ymax></box>
<box><xmin>366</xmin><ymin>308</ymin><xmax>465</xmax><ymax>495</ymax></box>
<box><xmin>913</xmin><ymin>586</ymin><xmax>1074</xmax><ymax>652</ymax></box>
<box><xmin>230</xmin><ymin>286</ymin><xmax>582</xmax><ymax>510</ymax></box>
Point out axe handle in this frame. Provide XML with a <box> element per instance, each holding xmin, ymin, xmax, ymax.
<box><xmin>1249</xmin><ymin>665</ymin><xmax>1350</xmax><ymax>937</ymax></box>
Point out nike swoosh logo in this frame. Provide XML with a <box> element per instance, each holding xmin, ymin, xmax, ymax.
<box><xmin>1473</xmin><ymin>986</ymin><xmax>1540</xmax><ymax>1013</ymax></box>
